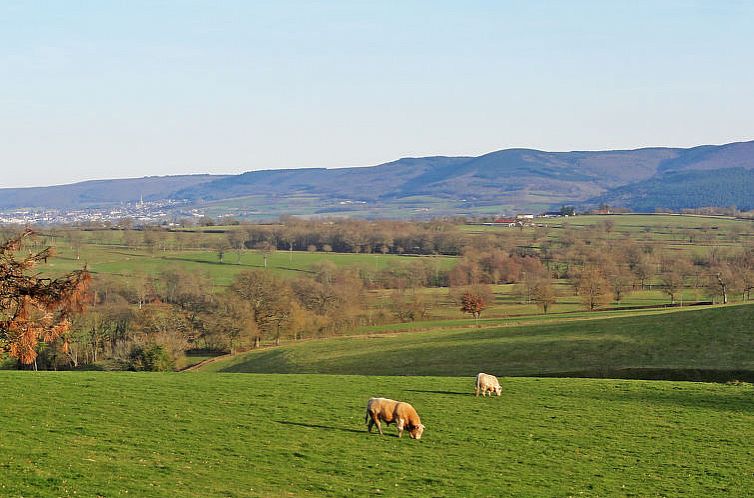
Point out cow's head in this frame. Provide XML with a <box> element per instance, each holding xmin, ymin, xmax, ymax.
<box><xmin>409</xmin><ymin>423</ymin><xmax>425</xmax><ymax>440</ymax></box>
<box><xmin>494</xmin><ymin>385</ymin><xmax>502</xmax><ymax>396</ymax></box>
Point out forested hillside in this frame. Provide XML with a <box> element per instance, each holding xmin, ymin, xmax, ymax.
<box><xmin>591</xmin><ymin>168</ymin><xmax>754</xmax><ymax>211</ymax></box>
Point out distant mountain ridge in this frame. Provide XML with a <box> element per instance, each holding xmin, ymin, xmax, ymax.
<box><xmin>0</xmin><ymin>175</ymin><xmax>228</xmax><ymax>210</ymax></box>
<box><xmin>2</xmin><ymin>140</ymin><xmax>753</xmax><ymax>216</ymax></box>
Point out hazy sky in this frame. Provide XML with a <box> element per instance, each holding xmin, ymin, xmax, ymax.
<box><xmin>2</xmin><ymin>1</ymin><xmax>753</xmax><ymax>188</ymax></box>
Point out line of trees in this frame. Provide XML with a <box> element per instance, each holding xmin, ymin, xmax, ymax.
<box><xmin>447</xmin><ymin>231</ymin><xmax>754</xmax><ymax>311</ymax></box>
<box><xmin>51</xmin><ymin>219</ymin><xmax>471</xmax><ymax>256</ymax></box>
<box><xmin>4</xmin><ymin>219</ymin><xmax>754</xmax><ymax>371</ymax></box>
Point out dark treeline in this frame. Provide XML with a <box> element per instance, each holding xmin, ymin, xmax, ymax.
<box><xmin>31</xmin><ymin>218</ymin><xmax>469</xmax><ymax>256</ymax></box>
<box><xmin>241</xmin><ymin>218</ymin><xmax>466</xmax><ymax>255</ymax></box>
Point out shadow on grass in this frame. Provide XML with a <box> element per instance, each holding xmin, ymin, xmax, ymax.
<box><xmin>215</xmin><ymin>349</ymin><xmax>293</xmax><ymax>373</ymax></box>
<box><xmin>529</xmin><ymin>368</ymin><xmax>754</xmax><ymax>384</ymax></box>
<box><xmin>160</xmin><ymin>256</ymin><xmax>260</xmax><ymax>267</ymax></box>
<box><xmin>405</xmin><ymin>389</ymin><xmax>470</xmax><ymax>396</ymax></box>
<box><xmin>574</xmin><ymin>382</ymin><xmax>754</xmax><ymax>412</ymax></box>
<box><xmin>159</xmin><ymin>256</ymin><xmax>314</xmax><ymax>274</ymax></box>
<box><xmin>276</xmin><ymin>420</ymin><xmax>368</xmax><ymax>435</ymax></box>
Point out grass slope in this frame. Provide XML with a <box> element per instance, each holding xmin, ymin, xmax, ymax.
<box><xmin>201</xmin><ymin>304</ymin><xmax>754</xmax><ymax>380</ymax></box>
<box><xmin>1</xmin><ymin>372</ymin><xmax>751</xmax><ymax>496</ymax></box>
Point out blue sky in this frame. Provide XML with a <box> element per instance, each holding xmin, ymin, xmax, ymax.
<box><xmin>2</xmin><ymin>1</ymin><xmax>753</xmax><ymax>188</ymax></box>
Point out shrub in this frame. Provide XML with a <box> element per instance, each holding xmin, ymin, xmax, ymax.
<box><xmin>128</xmin><ymin>344</ymin><xmax>174</xmax><ymax>372</ymax></box>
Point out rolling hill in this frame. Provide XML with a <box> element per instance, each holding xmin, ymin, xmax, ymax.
<box><xmin>199</xmin><ymin>304</ymin><xmax>754</xmax><ymax>382</ymax></box>
<box><xmin>2</xmin><ymin>140</ymin><xmax>753</xmax><ymax>216</ymax></box>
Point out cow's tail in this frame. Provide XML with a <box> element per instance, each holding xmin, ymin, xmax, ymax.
<box><xmin>364</xmin><ymin>407</ymin><xmax>369</xmax><ymax>424</ymax></box>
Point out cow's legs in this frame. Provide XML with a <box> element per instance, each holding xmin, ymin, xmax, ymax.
<box><xmin>367</xmin><ymin>418</ymin><xmax>375</xmax><ymax>433</ymax></box>
<box><xmin>475</xmin><ymin>385</ymin><xmax>480</xmax><ymax>397</ymax></box>
<box><xmin>396</xmin><ymin>419</ymin><xmax>405</xmax><ymax>438</ymax></box>
<box><xmin>375</xmin><ymin>418</ymin><xmax>383</xmax><ymax>435</ymax></box>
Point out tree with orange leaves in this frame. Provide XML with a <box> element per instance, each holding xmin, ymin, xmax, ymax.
<box><xmin>460</xmin><ymin>285</ymin><xmax>492</xmax><ymax>328</ymax></box>
<box><xmin>0</xmin><ymin>229</ymin><xmax>91</xmax><ymax>369</ymax></box>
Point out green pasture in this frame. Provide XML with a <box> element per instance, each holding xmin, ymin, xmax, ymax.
<box><xmin>201</xmin><ymin>303</ymin><xmax>754</xmax><ymax>379</ymax></box>
<box><xmin>460</xmin><ymin>220</ymin><xmax>753</xmax><ymax>261</ymax></box>
<box><xmin>392</xmin><ymin>284</ymin><xmax>714</xmax><ymax>322</ymax></box>
<box><xmin>42</xmin><ymin>244</ymin><xmax>456</xmax><ymax>286</ymax></box>
<box><xmin>547</xmin><ymin>213</ymin><xmax>750</xmax><ymax>229</ymax></box>
<box><xmin>2</xmin><ymin>372</ymin><xmax>751</xmax><ymax>497</ymax></box>
<box><xmin>356</xmin><ymin>305</ymin><xmax>703</xmax><ymax>335</ymax></box>
<box><xmin>463</xmin><ymin>213</ymin><xmax>754</xmax><ymax>243</ymax></box>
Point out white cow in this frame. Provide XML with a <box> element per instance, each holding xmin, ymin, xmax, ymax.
<box><xmin>475</xmin><ymin>372</ymin><xmax>502</xmax><ymax>397</ymax></box>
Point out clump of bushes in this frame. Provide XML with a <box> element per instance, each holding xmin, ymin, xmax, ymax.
<box><xmin>128</xmin><ymin>344</ymin><xmax>174</xmax><ymax>371</ymax></box>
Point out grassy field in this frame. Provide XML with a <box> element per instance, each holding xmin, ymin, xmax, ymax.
<box><xmin>2</xmin><ymin>372</ymin><xmax>752</xmax><ymax>497</ymax></box>
<box><xmin>200</xmin><ymin>304</ymin><xmax>754</xmax><ymax>381</ymax></box>
<box><xmin>463</xmin><ymin>213</ymin><xmax>754</xmax><ymax>232</ymax></box>
<box><xmin>463</xmin><ymin>214</ymin><xmax>754</xmax><ymax>254</ymax></box>
<box><xmin>42</xmin><ymin>245</ymin><xmax>456</xmax><ymax>286</ymax></box>
<box><xmin>354</xmin><ymin>305</ymin><xmax>702</xmax><ymax>335</ymax></box>
<box><xmin>372</xmin><ymin>284</ymin><xmax>713</xmax><ymax>323</ymax></box>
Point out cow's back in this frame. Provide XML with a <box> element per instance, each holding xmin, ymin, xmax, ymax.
<box><xmin>476</xmin><ymin>372</ymin><xmax>494</xmax><ymax>386</ymax></box>
<box><xmin>367</xmin><ymin>397</ymin><xmax>400</xmax><ymax>421</ymax></box>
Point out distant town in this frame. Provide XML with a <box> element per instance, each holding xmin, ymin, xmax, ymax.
<box><xmin>0</xmin><ymin>200</ymin><xmax>580</xmax><ymax>227</ymax></box>
<box><xmin>0</xmin><ymin>199</ymin><xmax>201</xmax><ymax>226</ymax></box>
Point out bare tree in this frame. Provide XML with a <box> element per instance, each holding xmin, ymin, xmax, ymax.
<box><xmin>231</xmin><ymin>270</ymin><xmax>293</xmax><ymax>346</ymax></box>
<box><xmin>631</xmin><ymin>254</ymin><xmax>655</xmax><ymax>290</ymax></box>
<box><xmin>203</xmin><ymin>293</ymin><xmax>256</xmax><ymax>353</ymax></box>
<box><xmin>67</xmin><ymin>230</ymin><xmax>83</xmax><ymax>260</ymax></box>
<box><xmin>254</xmin><ymin>241</ymin><xmax>276</xmax><ymax>269</ymax></box>
<box><xmin>708</xmin><ymin>262</ymin><xmax>738</xmax><ymax>304</ymax></box>
<box><xmin>531</xmin><ymin>276</ymin><xmax>557</xmax><ymax>314</ymax></box>
<box><xmin>227</xmin><ymin>230</ymin><xmax>246</xmax><ymax>264</ymax></box>
<box><xmin>575</xmin><ymin>266</ymin><xmax>610</xmax><ymax>311</ymax></box>
<box><xmin>731</xmin><ymin>250</ymin><xmax>754</xmax><ymax>300</ymax></box>
<box><xmin>659</xmin><ymin>257</ymin><xmax>691</xmax><ymax>305</ymax></box>
<box><xmin>215</xmin><ymin>238</ymin><xmax>230</xmax><ymax>263</ymax></box>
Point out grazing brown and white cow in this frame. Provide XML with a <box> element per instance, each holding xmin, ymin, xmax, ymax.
<box><xmin>475</xmin><ymin>372</ymin><xmax>502</xmax><ymax>397</ymax></box>
<box><xmin>365</xmin><ymin>397</ymin><xmax>425</xmax><ymax>439</ymax></box>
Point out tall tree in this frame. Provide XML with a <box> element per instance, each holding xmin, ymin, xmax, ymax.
<box><xmin>531</xmin><ymin>276</ymin><xmax>557</xmax><ymax>314</ymax></box>
<box><xmin>575</xmin><ymin>266</ymin><xmax>610</xmax><ymax>311</ymax></box>
<box><xmin>227</xmin><ymin>230</ymin><xmax>246</xmax><ymax>264</ymax></box>
<box><xmin>203</xmin><ymin>293</ymin><xmax>256</xmax><ymax>353</ymax></box>
<box><xmin>67</xmin><ymin>230</ymin><xmax>84</xmax><ymax>260</ymax></box>
<box><xmin>231</xmin><ymin>270</ymin><xmax>293</xmax><ymax>346</ymax></box>
<box><xmin>254</xmin><ymin>241</ymin><xmax>276</xmax><ymax>269</ymax></box>
<box><xmin>708</xmin><ymin>262</ymin><xmax>738</xmax><ymax>304</ymax></box>
<box><xmin>659</xmin><ymin>256</ymin><xmax>691</xmax><ymax>305</ymax></box>
<box><xmin>605</xmin><ymin>263</ymin><xmax>633</xmax><ymax>303</ymax></box>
